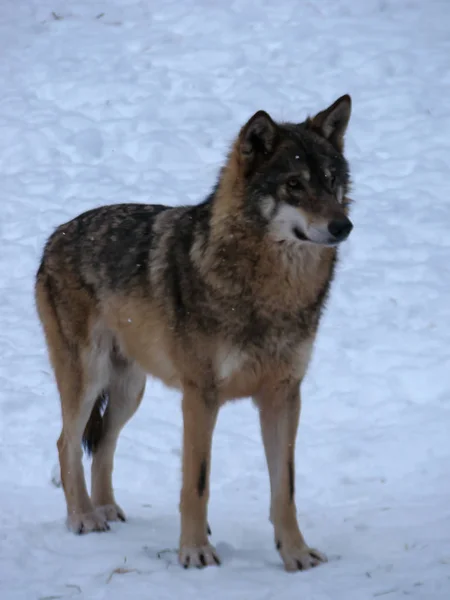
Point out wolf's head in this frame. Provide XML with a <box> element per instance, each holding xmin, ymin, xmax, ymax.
<box><xmin>223</xmin><ymin>95</ymin><xmax>353</xmax><ymax>247</ymax></box>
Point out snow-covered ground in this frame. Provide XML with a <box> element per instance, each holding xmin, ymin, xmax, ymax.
<box><xmin>1</xmin><ymin>0</ymin><xmax>450</xmax><ymax>598</ymax></box>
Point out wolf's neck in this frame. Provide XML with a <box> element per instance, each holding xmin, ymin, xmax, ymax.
<box><xmin>199</xmin><ymin>218</ymin><xmax>337</xmax><ymax>310</ymax></box>
<box><xmin>264</xmin><ymin>239</ymin><xmax>337</xmax><ymax>308</ymax></box>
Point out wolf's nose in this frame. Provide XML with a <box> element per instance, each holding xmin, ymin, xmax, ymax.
<box><xmin>328</xmin><ymin>217</ymin><xmax>353</xmax><ymax>241</ymax></box>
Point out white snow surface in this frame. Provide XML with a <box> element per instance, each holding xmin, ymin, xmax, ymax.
<box><xmin>1</xmin><ymin>0</ymin><xmax>450</xmax><ymax>598</ymax></box>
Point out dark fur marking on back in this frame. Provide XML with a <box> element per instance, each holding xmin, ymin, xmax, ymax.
<box><xmin>167</xmin><ymin>239</ymin><xmax>186</xmax><ymax>319</ymax></box>
<box><xmin>91</xmin><ymin>204</ymin><xmax>169</xmax><ymax>290</ymax></box>
<box><xmin>164</xmin><ymin>202</ymin><xmax>215</xmax><ymax>328</ymax></box>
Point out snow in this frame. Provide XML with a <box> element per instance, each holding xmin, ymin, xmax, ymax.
<box><xmin>1</xmin><ymin>0</ymin><xmax>450</xmax><ymax>598</ymax></box>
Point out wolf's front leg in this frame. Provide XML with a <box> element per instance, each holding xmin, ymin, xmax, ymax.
<box><xmin>179</xmin><ymin>381</ymin><xmax>220</xmax><ymax>568</ymax></box>
<box><xmin>256</xmin><ymin>381</ymin><xmax>327</xmax><ymax>572</ymax></box>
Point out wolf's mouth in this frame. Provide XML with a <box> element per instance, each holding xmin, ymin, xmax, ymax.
<box><xmin>293</xmin><ymin>227</ymin><xmax>307</xmax><ymax>241</ymax></box>
<box><xmin>292</xmin><ymin>226</ymin><xmax>339</xmax><ymax>247</ymax></box>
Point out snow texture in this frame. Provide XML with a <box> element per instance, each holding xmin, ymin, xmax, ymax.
<box><xmin>1</xmin><ymin>0</ymin><xmax>450</xmax><ymax>598</ymax></box>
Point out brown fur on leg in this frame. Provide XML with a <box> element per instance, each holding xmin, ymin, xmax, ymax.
<box><xmin>179</xmin><ymin>381</ymin><xmax>220</xmax><ymax>568</ymax></box>
<box><xmin>35</xmin><ymin>272</ymin><xmax>112</xmax><ymax>533</ymax></box>
<box><xmin>256</xmin><ymin>381</ymin><xmax>327</xmax><ymax>571</ymax></box>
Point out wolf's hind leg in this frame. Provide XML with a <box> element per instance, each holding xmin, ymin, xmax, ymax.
<box><xmin>56</xmin><ymin>355</ymin><xmax>112</xmax><ymax>534</ymax></box>
<box><xmin>89</xmin><ymin>356</ymin><xmax>146</xmax><ymax>522</ymax></box>
<box><xmin>35</xmin><ymin>275</ymin><xmax>112</xmax><ymax>534</ymax></box>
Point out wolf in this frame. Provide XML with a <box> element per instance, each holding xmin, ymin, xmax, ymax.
<box><xmin>35</xmin><ymin>94</ymin><xmax>353</xmax><ymax>572</ymax></box>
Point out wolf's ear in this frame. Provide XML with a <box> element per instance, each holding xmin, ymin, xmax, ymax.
<box><xmin>239</xmin><ymin>110</ymin><xmax>278</xmax><ymax>160</ymax></box>
<box><xmin>309</xmin><ymin>95</ymin><xmax>351</xmax><ymax>152</ymax></box>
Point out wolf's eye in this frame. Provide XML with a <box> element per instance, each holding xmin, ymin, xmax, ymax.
<box><xmin>287</xmin><ymin>177</ymin><xmax>302</xmax><ymax>189</ymax></box>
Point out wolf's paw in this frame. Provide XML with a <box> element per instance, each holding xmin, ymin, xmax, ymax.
<box><xmin>95</xmin><ymin>503</ymin><xmax>126</xmax><ymax>522</ymax></box>
<box><xmin>179</xmin><ymin>543</ymin><xmax>221</xmax><ymax>569</ymax></box>
<box><xmin>278</xmin><ymin>543</ymin><xmax>327</xmax><ymax>572</ymax></box>
<box><xmin>66</xmin><ymin>509</ymin><xmax>110</xmax><ymax>534</ymax></box>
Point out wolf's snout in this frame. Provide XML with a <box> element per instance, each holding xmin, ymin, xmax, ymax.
<box><xmin>328</xmin><ymin>217</ymin><xmax>353</xmax><ymax>241</ymax></box>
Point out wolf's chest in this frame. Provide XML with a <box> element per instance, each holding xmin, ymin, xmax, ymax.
<box><xmin>214</xmin><ymin>330</ymin><xmax>314</xmax><ymax>395</ymax></box>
